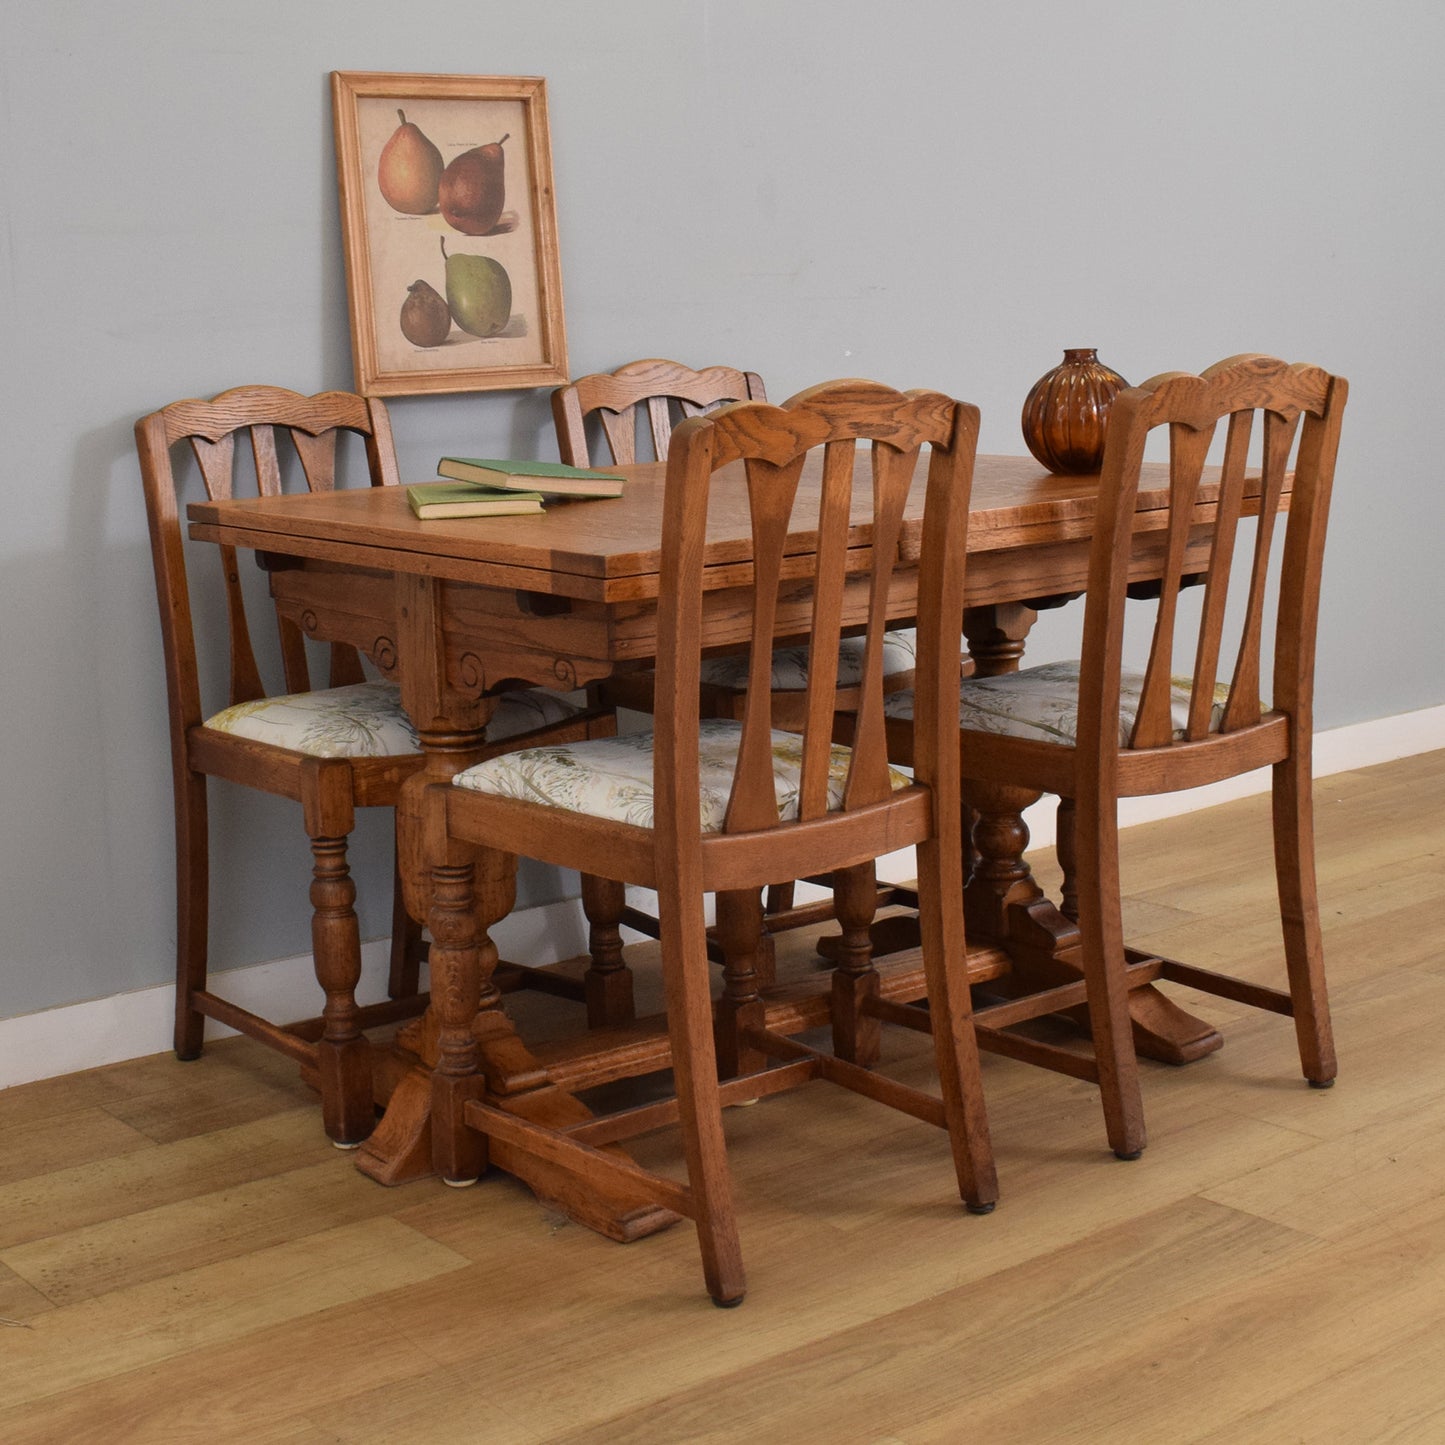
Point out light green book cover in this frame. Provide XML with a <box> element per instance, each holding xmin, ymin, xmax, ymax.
<box><xmin>407</xmin><ymin>481</ymin><xmax>546</xmax><ymax>519</ymax></box>
<box><xmin>436</xmin><ymin>456</ymin><xmax>625</xmax><ymax>496</ymax></box>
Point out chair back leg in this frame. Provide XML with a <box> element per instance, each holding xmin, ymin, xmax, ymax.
<box><xmin>657</xmin><ymin>887</ymin><xmax>747</xmax><ymax>1306</ymax></box>
<box><xmin>914</xmin><ymin>834</ymin><xmax>998</xmax><ymax>1210</ymax></box>
<box><xmin>1074</xmin><ymin>795</ymin><xmax>1147</xmax><ymax>1159</ymax></box>
<box><xmin>1272</xmin><ymin>749</ymin><xmax>1337</xmax><ymax>1085</ymax></box>
<box><xmin>175</xmin><ymin>769</ymin><xmax>210</xmax><ymax>1060</ymax></box>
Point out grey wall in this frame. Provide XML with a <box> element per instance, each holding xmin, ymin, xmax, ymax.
<box><xmin>2</xmin><ymin>0</ymin><xmax>1441</xmax><ymax>1020</ymax></box>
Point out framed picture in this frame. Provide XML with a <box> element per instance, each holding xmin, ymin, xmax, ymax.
<box><xmin>331</xmin><ymin>71</ymin><xmax>569</xmax><ymax>396</ymax></box>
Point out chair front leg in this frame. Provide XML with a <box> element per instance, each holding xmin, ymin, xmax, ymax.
<box><xmin>1056</xmin><ymin>796</ymin><xmax>1079</xmax><ymax>921</ymax></box>
<box><xmin>581</xmin><ymin>873</ymin><xmax>635</xmax><ymax>1027</ymax></box>
<box><xmin>714</xmin><ymin>888</ymin><xmax>769</xmax><ymax>1080</ymax></box>
<box><xmin>831</xmin><ymin>862</ymin><xmax>882</xmax><ymax>1067</ymax></box>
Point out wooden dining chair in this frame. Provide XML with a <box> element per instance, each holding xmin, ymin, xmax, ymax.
<box><xmin>553</xmin><ymin>357</ymin><xmax>921</xmax><ymax>725</ymax></box>
<box><xmin>554</xmin><ymin>357</ymin><xmax>919</xmax><ymax>953</ymax></box>
<box><xmin>427</xmin><ymin>379</ymin><xmax>996</xmax><ymax>1305</ymax></box>
<box><xmin>135</xmin><ymin>385</ymin><xmax>612</xmax><ymax>1146</ymax></box>
<box><xmin>884</xmin><ymin>354</ymin><xmax>1349</xmax><ymax>1161</ymax></box>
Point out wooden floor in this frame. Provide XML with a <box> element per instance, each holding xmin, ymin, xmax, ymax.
<box><xmin>3</xmin><ymin>751</ymin><xmax>1443</xmax><ymax>1443</ymax></box>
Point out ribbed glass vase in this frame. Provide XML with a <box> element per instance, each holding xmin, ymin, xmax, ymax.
<box><xmin>1020</xmin><ymin>348</ymin><xmax>1129</xmax><ymax>475</ymax></box>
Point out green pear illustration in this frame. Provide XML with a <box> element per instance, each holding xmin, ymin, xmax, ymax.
<box><xmin>399</xmin><ymin>278</ymin><xmax>451</xmax><ymax>347</ymax></box>
<box><xmin>377</xmin><ymin>109</ymin><xmax>443</xmax><ymax>215</ymax></box>
<box><xmin>438</xmin><ymin>133</ymin><xmax>508</xmax><ymax>235</ymax></box>
<box><xmin>441</xmin><ymin>237</ymin><xmax>511</xmax><ymax>338</ymax></box>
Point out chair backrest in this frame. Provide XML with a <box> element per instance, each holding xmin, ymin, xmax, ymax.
<box><xmin>134</xmin><ymin>385</ymin><xmax>399</xmax><ymax>740</ymax></box>
<box><xmin>652</xmin><ymin>379</ymin><xmax>979</xmax><ymax>853</ymax></box>
<box><xmin>1079</xmin><ymin>353</ymin><xmax>1347</xmax><ymax>761</ymax></box>
<box><xmin>552</xmin><ymin>357</ymin><xmax>767</xmax><ymax>466</ymax></box>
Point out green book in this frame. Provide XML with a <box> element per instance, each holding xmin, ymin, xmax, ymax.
<box><xmin>436</xmin><ymin>456</ymin><xmax>625</xmax><ymax>498</ymax></box>
<box><xmin>407</xmin><ymin>481</ymin><xmax>546</xmax><ymax>520</ymax></box>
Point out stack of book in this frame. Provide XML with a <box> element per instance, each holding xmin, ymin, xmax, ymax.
<box><xmin>407</xmin><ymin>457</ymin><xmax>625</xmax><ymax>519</ymax></box>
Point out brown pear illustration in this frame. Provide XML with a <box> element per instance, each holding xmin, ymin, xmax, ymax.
<box><xmin>399</xmin><ymin>278</ymin><xmax>451</xmax><ymax>347</ymax></box>
<box><xmin>438</xmin><ymin>133</ymin><xmax>509</xmax><ymax>235</ymax></box>
<box><xmin>377</xmin><ymin>109</ymin><xmax>443</xmax><ymax>215</ymax></box>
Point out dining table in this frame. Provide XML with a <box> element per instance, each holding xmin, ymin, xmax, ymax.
<box><xmin>188</xmin><ymin>448</ymin><xmax>1274</xmax><ymax>1238</ymax></box>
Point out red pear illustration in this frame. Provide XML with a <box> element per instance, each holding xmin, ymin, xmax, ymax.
<box><xmin>438</xmin><ymin>133</ymin><xmax>508</xmax><ymax>235</ymax></box>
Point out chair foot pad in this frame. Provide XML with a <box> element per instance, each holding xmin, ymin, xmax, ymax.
<box><xmin>175</xmin><ymin>1049</ymin><xmax>203</xmax><ymax>1063</ymax></box>
<box><xmin>965</xmin><ymin>1200</ymin><xmax>997</xmax><ymax>1216</ymax></box>
<box><xmin>712</xmin><ymin>1293</ymin><xmax>747</xmax><ymax>1309</ymax></box>
<box><xmin>442</xmin><ymin>1175</ymin><xmax>481</xmax><ymax>1188</ymax></box>
<box><xmin>1114</xmin><ymin>1148</ymin><xmax>1144</xmax><ymax>1161</ymax></box>
<box><xmin>1307</xmin><ymin>1077</ymin><xmax>1336</xmax><ymax>1090</ymax></box>
<box><xmin>330</xmin><ymin>1138</ymin><xmax>364</xmax><ymax>1151</ymax></box>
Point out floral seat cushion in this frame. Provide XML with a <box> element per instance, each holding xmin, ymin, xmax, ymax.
<box><xmin>453</xmin><ymin>717</ymin><xmax>912</xmax><ymax>831</ymax></box>
<box><xmin>204</xmin><ymin>680</ymin><xmax>584</xmax><ymax>760</ymax></box>
<box><xmin>697</xmin><ymin>628</ymin><xmax>917</xmax><ymax>692</ymax></box>
<box><xmin>882</xmin><ymin>660</ymin><xmax>1233</xmax><ymax>747</ymax></box>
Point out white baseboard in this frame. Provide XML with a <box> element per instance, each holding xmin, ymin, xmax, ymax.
<box><xmin>3</xmin><ymin>703</ymin><xmax>1441</xmax><ymax>1091</ymax></box>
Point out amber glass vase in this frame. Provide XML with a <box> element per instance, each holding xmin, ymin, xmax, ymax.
<box><xmin>1020</xmin><ymin>348</ymin><xmax>1129</xmax><ymax>475</ymax></box>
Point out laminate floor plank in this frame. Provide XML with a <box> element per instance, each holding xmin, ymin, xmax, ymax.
<box><xmin>0</xmin><ymin>1297</ymin><xmax>457</xmax><ymax>1445</ymax></box>
<box><xmin>0</xmin><ymin>1107</ymin><xmax>343</xmax><ymax>1254</ymax></box>
<box><xmin>0</xmin><ymin>1259</ymin><xmax>54</xmax><ymax>1325</ymax></box>
<box><xmin>0</xmin><ymin>1217</ymin><xmax>468</xmax><ymax>1416</ymax></box>
<box><xmin>0</xmin><ymin>1106</ymin><xmax>153</xmax><ymax>1188</ymax></box>
<box><xmin>1</xmin><ymin>1154</ymin><xmax>437</xmax><ymax>1305</ymax></box>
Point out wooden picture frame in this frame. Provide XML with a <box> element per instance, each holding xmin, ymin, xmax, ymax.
<box><xmin>331</xmin><ymin>71</ymin><xmax>568</xmax><ymax>397</ymax></box>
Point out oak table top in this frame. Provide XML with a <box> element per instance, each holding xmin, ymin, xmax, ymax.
<box><xmin>188</xmin><ymin>452</ymin><xmax>1225</xmax><ymax>597</ymax></box>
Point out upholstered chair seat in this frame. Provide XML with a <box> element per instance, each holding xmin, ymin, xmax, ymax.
<box><xmin>698</xmin><ymin>628</ymin><xmax>917</xmax><ymax>694</ymax></box>
<box><xmin>206</xmin><ymin>680</ymin><xmax>584</xmax><ymax>759</ymax></box>
<box><xmin>883</xmin><ymin>660</ymin><xmax>1230</xmax><ymax>747</ymax></box>
<box><xmin>453</xmin><ymin>717</ymin><xmax>911</xmax><ymax>830</ymax></box>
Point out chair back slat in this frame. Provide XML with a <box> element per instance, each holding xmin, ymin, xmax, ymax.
<box><xmin>598</xmin><ymin>406</ymin><xmax>639</xmax><ymax>466</ymax></box>
<box><xmin>1185</xmin><ymin>408</ymin><xmax>1253</xmax><ymax>737</ymax></box>
<box><xmin>844</xmin><ymin>439</ymin><xmax>917</xmax><ymax>810</ymax></box>
<box><xmin>1081</xmin><ymin>355</ymin><xmax>1346</xmax><ymax>769</ymax></box>
<box><xmin>726</xmin><ymin>452</ymin><xmax>807</xmax><ymax>835</ymax></box>
<box><xmin>1220</xmin><ymin>406</ymin><xmax>1297</xmax><ymax>732</ymax></box>
<box><xmin>794</xmin><ymin>438</ymin><xmax>856</xmax><ymax>818</ymax></box>
<box><xmin>249</xmin><ymin>426</ymin><xmax>284</xmax><ymax>497</ymax></box>
<box><xmin>136</xmin><ymin>385</ymin><xmax>398</xmax><ymax>739</ymax></box>
<box><xmin>1131</xmin><ymin>421</ymin><xmax>1212</xmax><ymax>749</ymax></box>
<box><xmin>653</xmin><ymin>380</ymin><xmax>975</xmax><ymax>857</ymax></box>
<box><xmin>185</xmin><ymin>432</ymin><xmax>265</xmax><ymax>705</ymax></box>
<box><xmin>290</xmin><ymin>427</ymin><xmax>343</xmax><ymax>493</ymax></box>
<box><xmin>553</xmin><ymin>358</ymin><xmax>767</xmax><ymax>467</ymax></box>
